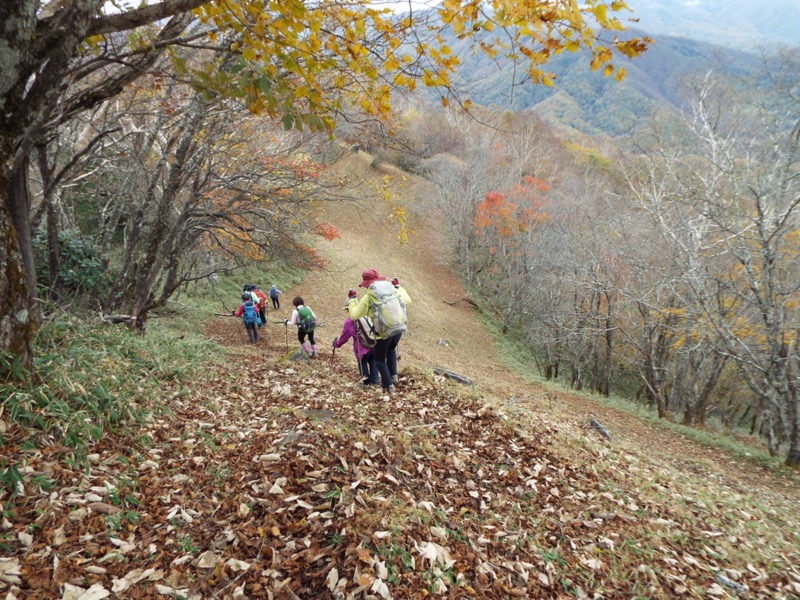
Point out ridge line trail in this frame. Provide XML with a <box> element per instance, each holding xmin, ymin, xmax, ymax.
<box><xmin>298</xmin><ymin>152</ymin><xmax>800</xmax><ymax>502</ymax></box>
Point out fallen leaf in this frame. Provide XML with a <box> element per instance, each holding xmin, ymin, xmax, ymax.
<box><xmin>0</xmin><ymin>557</ymin><xmax>22</xmax><ymax>585</ymax></box>
<box><xmin>326</xmin><ymin>567</ymin><xmax>339</xmax><ymax>591</ymax></box>
<box><xmin>61</xmin><ymin>582</ymin><xmax>110</xmax><ymax>600</ymax></box>
<box><xmin>371</xmin><ymin>577</ymin><xmax>392</xmax><ymax>599</ymax></box>
<box><xmin>225</xmin><ymin>558</ymin><xmax>251</xmax><ymax>572</ymax></box>
<box><xmin>194</xmin><ymin>551</ymin><xmax>223</xmax><ymax>569</ymax></box>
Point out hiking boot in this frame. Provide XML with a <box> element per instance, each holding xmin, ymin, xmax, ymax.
<box><xmin>387</xmin><ymin>385</ymin><xmax>397</xmax><ymax>395</ymax></box>
<box><xmin>391</xmin><ymin>375</ymin><xmax>399</xmax><ymax>386</ymax></box>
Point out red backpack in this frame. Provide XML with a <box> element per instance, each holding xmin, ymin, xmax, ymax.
<box><xmin>253</xmin><ymin>289</ymin><xmax>268</xmax><ymax>309</ymax></box>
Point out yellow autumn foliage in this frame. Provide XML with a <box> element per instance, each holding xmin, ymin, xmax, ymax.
<box><xmin>187</xmin><ymin>0</ymin><xmax>649</xmax><ymax>132</ymax></box>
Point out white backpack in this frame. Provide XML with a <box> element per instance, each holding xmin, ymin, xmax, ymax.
<box><xmin>354</xmin><ymin>316</ymin><xmax>377</xmax><ymax>348</ymax></box>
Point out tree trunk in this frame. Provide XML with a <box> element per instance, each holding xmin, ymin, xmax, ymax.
<box><xmin>0</xmin><ymin>0</ymin><xmax>96</xmax><ymax>371</ymax></box>
<box><xmin>571</xmin><ymin>365</ymin><xmax>582</xmax><ymax>391</ymax></box>
<box><xmin>0</xmin><ymin>196</ymin><xmax>34</xmax><ymax>376</ymax></box>
<box><xmin>0</xmin><ymin>164</ymin><xmax>36</xmax><ymax>376</ymax></box>
<box><xmin>36</xmin><ymin>145</ymin><xmax>61</xmax><ymax>300</ymax></box>
<box><xmin>682</xmin><ymin>404</ymin><xmax>695</xmax><ymax>426</ymax></box>
<box><xmin>786</xmin><ymin>401</ymin><xmax>800</xmax><ymax>469</ymax></box>
<box><xmin>764</xmin><ymin>407</ymin><xmax>779</xmax><ymax>457</ymax></box>
<box><xmin>785</xmin><ymin>367</ymin><xmax>800</xmax><ymax>468</ymax></box>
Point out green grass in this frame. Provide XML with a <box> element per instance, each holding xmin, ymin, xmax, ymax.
<box><xmin>177</xmin><ymin>265</ymin><xmax>304</xmax><ymax>319</ymax></box>
<box><xmin>0</xmin><ymin>309</ymin><xmax>222</xmax><ymax>499</ymax></box>
<box><xmin>0</xmin><ymin>260</ymin><xmax>307</xmax><ymax>498</ymax></box>
<box><xmin>476</xmin><ymin>310</ymin><xmax>546</xmax><ymax>382</ymax></box>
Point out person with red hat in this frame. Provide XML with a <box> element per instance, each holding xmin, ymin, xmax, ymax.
<box><xmin>346</xmin><ymin>269</ymin><xmax>411</xmax><ymax>394</ymax></box>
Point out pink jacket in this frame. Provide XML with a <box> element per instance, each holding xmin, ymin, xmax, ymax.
<box><xmin>333</xmin><ymin>318</ymin><xmax>370</xmax><ymax>359</ymax></box>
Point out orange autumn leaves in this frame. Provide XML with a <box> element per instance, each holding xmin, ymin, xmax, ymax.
<box><xmin>474</xmin><ymin>176</ymin><xmax>551</xmax><ymax>242</ymax></box>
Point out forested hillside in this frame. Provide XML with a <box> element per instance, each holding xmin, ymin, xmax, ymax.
<box><xmin>436</xmin><ymin>28</ymin><xmax>764</xmax><ymax>140</ymax></box>
<box><xmin>2</xmin><ymin>0</ymin><xmax>800</xmax><ymax>597</ymax></box>
<box><xmin>2</xmin><ymin>144</ymin><xmax>799</xmax><ymax>600</ymax></box>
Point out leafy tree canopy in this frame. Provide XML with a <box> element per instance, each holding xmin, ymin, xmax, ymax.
<box><xmin>189</xmin><ymin>0</ymin><xmax>650</xmax><ymax>130</ymax></box>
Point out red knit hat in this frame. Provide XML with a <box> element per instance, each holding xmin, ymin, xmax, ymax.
<box><xmin>359</xmin><ymin>268</ymin><xmax>385</xmax><ymax>288</ymax></box>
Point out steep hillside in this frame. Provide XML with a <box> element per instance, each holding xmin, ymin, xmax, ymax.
<box><xmin>306</xmin><ymin>151</ymin><xmax>799</xmax><ymax>493</ymax></box>
<box><xmin>2</xmin><ymin>152</ymin><xmax>798</xmax><ymax>599</ymax></box>
<box><xmin>305</xmin><ymin>152</ymin><xmax>523</xmax><ymax>397</ymax></box>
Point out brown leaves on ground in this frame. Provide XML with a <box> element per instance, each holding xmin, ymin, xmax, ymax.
<box><xmin>2</xmin><ymin>320</ymin><xmax>799</xmax><ymax>599</ymax></box>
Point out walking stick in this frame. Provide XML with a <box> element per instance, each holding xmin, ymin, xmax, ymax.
<box><xmin>284</xmin><ymin>322</ymin><xmax>289</xmax><ymax>352</ymax></box>
<box><xmin>211</xmin><ymin>279</ymin><xmax>245</xmax><ymax>343</ymax></box>
<box><xmin>330</xmin><ymin>344</ymin><xmax>337</xmax><ymax>368</ymax></box>
<box><xmin>210</xmin><ymin>277</ymin><xmax>230</xmax><ymax>313</ymax></box>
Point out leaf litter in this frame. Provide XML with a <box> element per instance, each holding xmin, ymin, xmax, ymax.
<box><xmin>1</xmin><ymin>322</ymin><xmax>798</xmax><ymax>599</ymax></box>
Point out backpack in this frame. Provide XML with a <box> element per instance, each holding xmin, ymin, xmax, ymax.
<box><xmin>253</xmin><ymin>289</ymin><xmax>268</xmax><ymax>308</ymax></box>
<box><xmin>296</xmin><ymin>305</ymin><xmax>317</xmax><ymax>333</ymax></box>
<box><xmin>368</xmin><ymin>280</ymin><xmax>407</xmax><ymax>337</ymax></box>
<box><xmin>354</xmin><ymin>316</ymin><xmax>377</xmax><ymax>349</ymax></box>
<box><xmin>269</xmin><ymin>286</ymin><xmax>279</xmax><ymax>299</ymax></box>
<box><xmin>241</xmin><ymin>300</ymin><xmax>261</xmax><ymax>325</ymax></box>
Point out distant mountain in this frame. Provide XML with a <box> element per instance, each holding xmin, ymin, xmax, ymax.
<box><xmin>437</xmin><ymin>29</ymin><xmax>764</xmax><ymax>142</ymax></box>
<box><xmin>624</xmin><ymin>0</ymin><xmax>800</xmax><ymax>51</ymax></box>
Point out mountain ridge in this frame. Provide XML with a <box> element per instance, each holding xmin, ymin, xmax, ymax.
<box><xmin>625</xmin><ymin>0</ymin><xmax>800</xmax><ymax>51</ymax></box>
<box><xmin>434</xmin><ymin>27</ymin><xmax>767</xmax><ymax>141</ymax></box>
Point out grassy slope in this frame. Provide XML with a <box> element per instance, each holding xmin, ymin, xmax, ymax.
<box><xmin>309</xmin><ymin>150</ymin><xmax>800</xmax><ymax>566</ymax></box>
<box><xmin>1</xmin><ymin>151</ymin><xmax>798</xmax><ymax>599</ymax></box>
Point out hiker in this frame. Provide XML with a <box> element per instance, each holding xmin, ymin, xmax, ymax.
<box><xmin>250</xmin><ymin>284</ymin><xmax>269</xmax><ymax>326</ymax></box>
<box><xmin>347</xmin><ymin>268</ymin><xmax>411</xmax><ymax>394</ymax></box>
<box><xmin>233</xmin><ymin>292</ymin><xmax>262</xmax><ymax>344</ymax></box>
<box><xmin>268</xmin><ymin>284</ymin><xmax>283</xmax><ymax>310</ymax></box>
<box><xmin>242</xmin><ymin>284</ymin><xmax>260</xmax><ymax>311</ymax></box>
<box><xmin>284</xmin><ymin>296</ymin><xmax>318</xmax><ymax>357</ymax></box>
<box><xmin>332</xmin><ymin>309</ymin><xmax>378</xmax><ymax>387</ymax></box>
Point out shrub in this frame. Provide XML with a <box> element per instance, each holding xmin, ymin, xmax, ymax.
<box><xmin>33</xmin><ymin>228</ymin><xmax>110</xmax><ymax>296</ymax></box>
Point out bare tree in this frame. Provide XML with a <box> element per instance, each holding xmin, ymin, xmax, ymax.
<box><xmin>629</xmin><ymin>57</ymin><xmax>800</xmax><ymax>466</ymax></box>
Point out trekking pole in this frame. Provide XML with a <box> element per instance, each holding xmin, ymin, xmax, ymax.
<box><xmin>357</xmin><ymin>352</ymin><xmax>366</xmax><ymax>384</ymax></box>
<box><xmin>284</xmin><ymin>322</ymin><xmax>289</xmax><ymax>351</ymax></box>
<box><xmin>210</xmin><ymin>277</ymin><xmax>230</xmax><ymax>313</ymax></box>
<box><xmin>210</xmin><ymin>278</ymin><xmax>244</xmax><ymax>342</ymax></box>
<box><xmin>330</xmin><ymin>344</ymin><xmax>336</xmax><ymax>368</ymax></box>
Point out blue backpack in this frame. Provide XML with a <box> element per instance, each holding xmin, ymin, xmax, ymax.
<box><xmin>242</xmin><ymin>300</ymin><xmax>260</xmax><ymax>325</ymax></box>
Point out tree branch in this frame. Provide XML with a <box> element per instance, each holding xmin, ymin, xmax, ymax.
<box><xmin>85</xmin><ymin>0</ymin><xmax>211</xmax><ymax>36</ymax></box>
